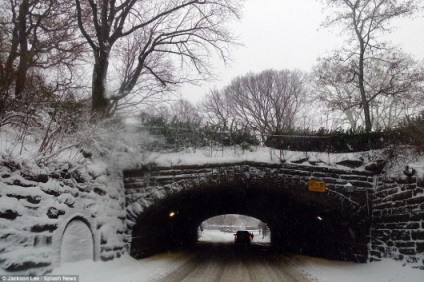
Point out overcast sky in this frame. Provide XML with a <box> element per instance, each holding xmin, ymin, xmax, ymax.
<box><xmin>180</xmin><ymin>0</ymin><xmax>424</xmax><ymax>103</ymax></box>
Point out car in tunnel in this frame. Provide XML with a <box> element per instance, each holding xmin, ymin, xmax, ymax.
<box><xmin>234</xmin><ymin>231</ymin><xmax>253</xmax><ymax>244</ymax></box>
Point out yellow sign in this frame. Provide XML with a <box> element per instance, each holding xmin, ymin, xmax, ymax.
<box><xmin>308</xmin><ymin>180</ymin><xmax>326</xmax><ymax>193</ymax></box>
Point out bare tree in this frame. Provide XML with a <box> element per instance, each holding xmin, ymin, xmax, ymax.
<box><xmin>313</xmin><ymin>47</ymin><xmax>424</xmax><ymax>129</ymax></box>
<box><xmin>74</xmin><ymin>0</ymin><xmax>242</xmax><ymax>117</ymax></box>
<box><xmin>224</xmin><ymin>69</ymin><xmax>308</xmax><ymax>142</ymax></box>
<box><xmin>170</xmin><ymin>98</ymin><xmax>201</xmax><ymax>124</ymax></box>
<box><xmin>201</xmin><ymin>88</ymin><xmax>236</xmax><ymax>130</ymax></box>
<box><xmin>320</xmin><ymin>0</ymin><xmax>419</xmax><ymax>131</ymax></box>
<box><xmin>0</xmin><ymin>0</ymin><xmax>84</xmax><ymax>118</ymax></box>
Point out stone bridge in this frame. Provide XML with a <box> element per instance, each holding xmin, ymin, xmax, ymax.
<box><xmin>124</xmin><ymin>161</ymin><xmax>379</xmax><ymax>263</ymax></box>
<box><xmin>2</xmin><ymin>158</ymin><xmax>423</xmax><ymax>275</ymax></box>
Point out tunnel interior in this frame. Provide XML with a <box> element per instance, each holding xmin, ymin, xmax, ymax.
<box><xmin>130</xmin><ymin>184</ymin><xmax>370</xmax><ymax>262</ymax></box>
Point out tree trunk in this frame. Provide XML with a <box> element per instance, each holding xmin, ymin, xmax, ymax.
<box><xmin>358</xmin><ymin>41</ymin><xmax>372</xmax><ymax>132</ymax></box>
<box><xmin>355</xmin><ymin>25</ymin><xmax>372</xmax><ymax>132</ymax></box>
<box><xmin>358</xmin><ymin>43</ymin><xmax>372</xmax><ymax>149</ymax></box>
<box><xmin>14</xmin><ymin>0</ymin><xmax>30</xmax><ymax>100</ymax></box>
<box><xmin>91</xmin><ymin>49</ymin><xmax>110</xmax><ymax>117</ymax></box>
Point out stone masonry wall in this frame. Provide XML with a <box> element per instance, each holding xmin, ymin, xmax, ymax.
<box><xmin>125</xmin><ymin>162</ymin><xmax>375</xmax><ymax>227</ymax></box>
<box><xmin>370</xmin><ymin>174</ymin><xmax>424</xmax><ymax>269</ymax></box>
<box><xmin>125</xmin><ymin>161</ymin><xmax>376</xmax><ymax>262</ymax></box>
<box><xmin>0</xmin><ymin>160</ymin><xmax>128</xmax><ymax>275</ymax></box>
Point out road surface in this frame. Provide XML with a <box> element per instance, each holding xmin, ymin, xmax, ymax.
<box><xmin>158</xmin><ymin>241</ymin><xmax>315</xmax><ymax>282</ymax></box>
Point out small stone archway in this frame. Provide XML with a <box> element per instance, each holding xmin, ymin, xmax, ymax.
<box><xmin>52</xmin><ymin>213</ymin><xmax>100</xmax><ymax>266</ymax></box>
<box><xmin>60</xmin><ymin>217</ymin><xmax>94</xmax><ymax>263</ymax></box>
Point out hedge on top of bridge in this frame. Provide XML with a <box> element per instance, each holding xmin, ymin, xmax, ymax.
<box><xmin>264</xmin><ymin>126</ymin><xmax>418</xmax><ymax>153</ymax></box>
<box><xmin>143</xmin><ymin>116</ymin><xmax>260</xmax><ymax>151</ymax></box>
<box><xmin>141</xmin><ymin>110</ymin><xmax>424</xmax><ymax>153</ymax></box>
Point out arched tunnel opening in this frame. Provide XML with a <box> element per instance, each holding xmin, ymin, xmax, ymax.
<box><xmin>198</xmin><ymin>214</ymin><xmax>271</xmax><ymax>244</ymax></box>
<box><xmin>130</xmin><ymin>184</ymin><xmax>370</xmax><ymax>263</ymax></box>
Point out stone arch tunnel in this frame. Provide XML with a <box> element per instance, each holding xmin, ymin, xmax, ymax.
<box><xmin>125</xmin><ymin>162</ymin><xmax>375</xmax><ymax>263</ymax></box>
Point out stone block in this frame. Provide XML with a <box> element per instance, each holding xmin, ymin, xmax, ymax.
<box><xmin>22</xmin><ymin>173</ymin><xmax>49</xmax><ymax>183</ymax></box>
<box><xmin>380</xmin><ymin>213</ymin><xmax>411</xmax><ymax>223</ymax></box>
<box><xmin>26</xmin><ymin>195</ymin><xmax>41</xmax><ymax>205</ymax></box>
<box><xmin>373</xmin><ymin>202</ymin><xmax>393</xmax><ymax>210</ymax></box>
<box><xmin>47</xmin><ymin>207</ymin><xmax>65</xmax><ymax>219</ymax></box>
<box><xmin>311</xmin><ymin>172</ymin><xmax>327</xmax><ymax>178</ymax></box>
<box><xmin>396</xmin><ymin>177</ymin><xmax>417</xmax><ymax>184</ymax></box>
<box><xmin>323</xmin><ymin>177</ymin><xmax>340</xmax><ymax>184</ymax></box>
<box><xmin>395</xmin><ymin>241</ymin><xmax>415</xmax><ymax>248</ymax></box>
<box><xmin>398</xmin><ymin>248</ymin><xmax>416</xmax><ymax>255</ymax></box>
<box><xmin>387</xmin><ymin>240</ymin><xmax>395</xmax><ymax>246</ymax></box>
<box><xmin>94</xmin><ymin>187</ymin><xmax>106</xmax><ymax>196</ymax></box>
<box><xmin>413</xmin><ymin>188</ymin><xmax>424</xmax><ymax>196</ymax></box>
<box><xmin>30</xmin><ymin>223</ymin><xmax>57</xmax><ymax>233</ymax></box>
<box><xmin>405</xmin><ymin>222</ymin><xmax>421</xmax><ymax>229</ymax></box>
<box><xmin>375</xmin><ymin>188</ymin><xmax>399</xmax><ymax>199</ymax></box>
<box><xmin>416</xmin><ymin>242</ymin><xmax>424</xmax><ymax>253</ymax></box>
<box><xmin>371</xmin><ymin>229</ymin><xmax>391</xmax><ymax>240</ymax></box>
<box><xmin>41</xmin><ymin>188</ymin><xmax>61</xmax><ymax>197</ymax></box>
<box><xmin>391</xmin><ymin>206</ymin><xmax>408</xmax><ymax>215</ymax></box>
<box><xmin>390</xmin><ymin>230</ymin><xmax>411</xmax><ymax>241</ymax></box>
<box><xmin>383</xmin><ymin>177</ymin><xmax>396</xmax><ymax>184</ymax></box>
<box><xmin>392</xmin><ymin>191</ymin><xmax>413</xmax><ymax>202</ymax></box>
<box><xmin>370</xmin><ymin>250</ymin><xmax>383</xmax><ymax>258</ymax></box>
<box><xmin>0</xmin><ymin>209</ymin><xmax>20</xmax><ymax>220</ymax></box>
<box><xmin>410</xmin><ymin>213</ymin><xmax>424</xmax><ymax>221</ymax></box>
<box><xmin>373</xmin><ymin>245</ymin><xmax>389</xmax><ymax>253</ymax></box>
<box><xmin>383</xmin><ymin>222</ymin><xmax>418</xmax><ymax>229</ymax></box>
<box><xmin>342</xmin><ymin>175</ymin><xmax>370</xmax><ymax>182</ymax></box>
<box><xmin>412</xmin><ymin>230</ymin><xmax>424</xmax><ymax>240</ymax></box>
<box><xmin>4</xmin><ymin>261</ymin><xmax>51</xmax><ymax>272</ymax></box>
<box><xmin>417</xmin><ymin>178</ymin><xmax>424</xmax><ymax>188</ymax></box>
<box><xmin>403</xmin><ymin>184</ymin><xmax>418</xmax><ymax>191</ymax></box>
<box><xmin>381</xmin><ymin>208</ymin><xmax>393</xmax><ymax>216</ymax></box>
<box><xmin>406</xmin><ymin>196</ymin><xmax>424</xmax><ymax>206</ymax></box>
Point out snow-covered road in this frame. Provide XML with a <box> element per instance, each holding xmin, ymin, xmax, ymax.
<box><xmin>158</xmin><ymin>241</ymin><xmax>311</xmax><ymax>282</ymax></box>
<box><xmin>52</xmin><ymin>230</ymin><xmax>423</xmax><ymax>282</ymax></box>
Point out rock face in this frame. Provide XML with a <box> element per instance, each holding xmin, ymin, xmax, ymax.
<box><xmin>0</xmin><ymin>161</ymin><xmax>128</xmax><ymax>275</ymax></box>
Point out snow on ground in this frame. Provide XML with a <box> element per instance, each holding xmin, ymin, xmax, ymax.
<box><xmin>199</xmin><ymin>229</ymin><xmax>271</xmax><ymax>244</ymax></box>
<box><xmin>294</xmin><ymin>256</ymin><xmax>424</xmax><ymax>282</ymax></box>
<box><xmin>51</xmin><ymin>252</ymin><xmax>192</xmax><ymax>282</ymax></box>
<box><xmin>51</xmin><ymin>229</ymin><xmax>423</xmax><ymax>282</ymax></box>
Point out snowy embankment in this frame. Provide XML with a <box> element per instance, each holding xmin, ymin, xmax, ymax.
<box><xmin>51</xmin><ymin>229</ymin><xmax>424</xmax><ymax>282</ymax></box>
